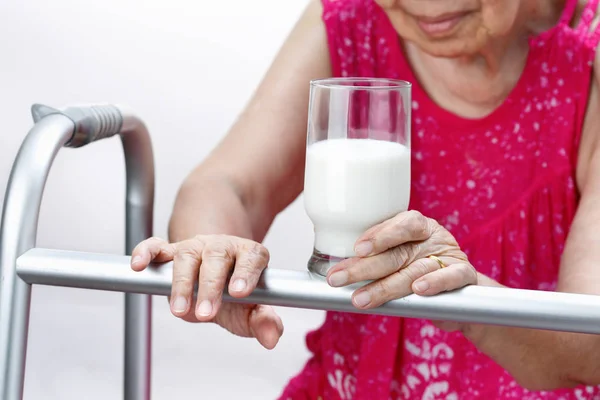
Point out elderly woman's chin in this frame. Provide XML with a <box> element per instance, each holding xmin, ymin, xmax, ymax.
<box><xmin>407</xmin><ymin>24</ymin><xmax>498</xmax><ymax>59</ymax></box>
<box><xmin>415</xmin><ymin>37</ymin><xmax>492</xmax><ymax>58</ymax></box>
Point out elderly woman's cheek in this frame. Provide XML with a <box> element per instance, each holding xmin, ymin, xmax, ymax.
<box><xmin>480</xmin><ymin>1</ymin><xmax>522</xmax><ymax>35</ymax></box>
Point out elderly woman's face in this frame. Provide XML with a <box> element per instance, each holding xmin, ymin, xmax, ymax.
<box><xmin>375</xmin><ymin>0</ymin><xmax>522</xmax><ymax>57</ymax></box>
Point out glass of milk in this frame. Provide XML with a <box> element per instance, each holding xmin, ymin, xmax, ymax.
<box><xmin>304</xmin><ymin>78</ymin><xmax>411</xmax><ymax>276</ymax></box>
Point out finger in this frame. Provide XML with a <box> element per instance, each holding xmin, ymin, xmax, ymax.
<box><xmin>412</xmin><ymin>262</ymin><xmax>478</xmax><ymax>296</ymax></box>
<box><xmin>248</xmin><ymin>305</ymin><xmax>284</xmax><ymax>350</ymax></box>
<box><xmin>170</xmin><ymin>238</ymin><xmax>204</xmax><ymax>317</ymax></box>
<box><xmin>351</xmin><ymin>257</ymin><xmax>440</xmax><ymax>309</ymax></box>
<box><xmin>354</xmin><ymin>210</ymin><xmax>434</xmax><ymax>257</ymax></box>
<box><xmin>130</xmin><ymin>237</ymin><xmax>176</xmax><ymax>271</ymax></box>
<box><xmin>327</xmin><ymin>249</ymin><xmax>400</xmax><ymax>287</ymax></box>
<box><xmin>214</xmin><ymin>303</ymin><xmax>283</xmax><ymax>349</ymax></box>
<box><xmin>195</xmin><ymin>238</ymin><xmax>236</xmax><ymax>321</ymax></box>
<box><xmin>327</xmin><ymin>241</ymin><xmax>424</xmax><ymax>287</ymax></box>
<box><xmin>228</xmin><ymin>241</ymin><xmax>270</xmax><ymax>298</ymax></box>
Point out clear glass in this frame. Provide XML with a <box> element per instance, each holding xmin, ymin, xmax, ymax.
<box><xmin>304</xmin><ymin>78</ymin><xmax>412</xmax><ymax>276</ymax></box>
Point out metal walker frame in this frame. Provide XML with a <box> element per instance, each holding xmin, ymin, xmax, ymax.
<box><xmin>2</xmin><ymin>103</ymin><xmax>600</xmax><ymax>400</ymax></box>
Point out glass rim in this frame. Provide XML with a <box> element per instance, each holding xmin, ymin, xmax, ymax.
<box><xmin>310</xmin><ymin>77</ymin><xmax>412</xmax><ymax>90</ymax></box>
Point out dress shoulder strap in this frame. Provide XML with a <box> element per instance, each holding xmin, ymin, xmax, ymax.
<box><xmin>572</xmin><ymin>0</ymin><xmax>600</xmax><ymax>48</ymax></box>
<box><xmin>559</xmin><ymin>0</ymin><xmax>579</xmax><ymax>26</ymax></box>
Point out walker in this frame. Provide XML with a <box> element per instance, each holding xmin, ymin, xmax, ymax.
<box><xmin>2</xmin><ymin>103</ymin><xmax>600</xmax><ymax>400</ymax></box>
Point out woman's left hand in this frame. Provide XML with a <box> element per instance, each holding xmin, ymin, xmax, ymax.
<box><xmin>326</xmin><ymin>210</ymin><xmax>478</xmax><ymax>316</ymax></box>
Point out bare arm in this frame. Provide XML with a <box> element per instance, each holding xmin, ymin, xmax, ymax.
<box><xmin>169</xmin><ymin>0</ymin><xmax>331</xmax><ymax>243</ymax></box>
<box><xmin>142</xmin><ymin>1</ymin><xmax>332</xmax><ymax>331</ymax></box>
<box><xmin>458</xmin><ymin>57</ymin><xmax>600</xmax><ymax>390</ymax></box>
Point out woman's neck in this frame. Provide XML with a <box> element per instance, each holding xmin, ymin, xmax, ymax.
<box><xmin>403</xmin><ymin>0</ymin><xmax>566</xmax><ymax>119</ymax></box>
<box><xmin>404</xmin><ymin>37</ymin><xmax>530</xmax><ymax>119</ymax></box>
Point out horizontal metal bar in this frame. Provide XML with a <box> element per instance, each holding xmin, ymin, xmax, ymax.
<box><xmin>16</xmin><ymin>248</ymin><xmax>600</xmax><ymax>334</ymax></box>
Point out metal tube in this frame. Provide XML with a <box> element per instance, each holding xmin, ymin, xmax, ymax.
<box><xmin>16</xmin><ymin>248</ymin><xmax>600</xmax><ymax>335</ymax></box>
<box><xmin>1</xmin><ymin>103</ymin><xmax>154</xmax><ymax>400</ymax></box>
<box><xmin>118</xmin><ymin>108</ymin><xmax>154</xmax><ymax>400</ymax></box>
<box><xmin>0</xmin><ymin>115</ymin><xmax>75</xmax><ymax>400</ymax></box>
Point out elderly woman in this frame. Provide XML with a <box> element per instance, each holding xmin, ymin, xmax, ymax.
<box><xmin>131</xmin><ymin>0</ymin><xmax>600</xmax><ymax>398</ymax></box>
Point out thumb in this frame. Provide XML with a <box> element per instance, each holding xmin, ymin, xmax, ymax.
<box><xmin>248</xmin><ymin>305</ymin><xmax>284</xmax><ymax>350</ymax></box>
<box><xmin>214</xmin><ymin>303</ymin><xmax>284</xmax><ymax>349</ymax></box>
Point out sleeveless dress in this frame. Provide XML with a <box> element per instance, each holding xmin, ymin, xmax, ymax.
<box><xmin>279</xmin><ymin>0</ymin><xmax>600</xmax><ymax>399</ymax></box>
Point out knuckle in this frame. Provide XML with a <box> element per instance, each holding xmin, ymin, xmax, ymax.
<box><xmin>397</xmin><ymin>267</ymin><xmax>417</xmax><ymax>283</ymax></box>
<box><xmin>201</xmin><ymin>276</ymin><xmax>223</xmax><ymax>290</ymax></box>
<box><xmin>148</xmin><ymin>237</ymin><xmax>168</xmax><ymax>250</ymax></box>
<box><xmin>399</xmin><ymin>258</ymin><xmax>432</xmax><ymax>283</ymax></box>
<box><xmin>410</xmin><ymin>242</ymin><xmax>422</xmax><ymax>259</ymax></box>
<box><xmin>407</xmin><ymin>210</ymin><xmax>422</xmax><ymax>218</ymax></box>
<box><xmin>257</xmin><ymin>244</ymin><xmax>270</xmax><ymax>262</ymax></box>
<box><xmin>172</xmin><ymin>275</ymin><xmax>194</xmax><ymax>288</ymax></box>
<box><xmin>175</xmin><ymin>244</ymin><xmax>201</xmax><ymax>261</ymax></box>
<box><xmin>236</xmin><ymin>245</ymin><xmax>269</xmax><ymax>277</ymax></box>
<box><xmin>405</xmin><ymin>211</ymin><xmax>427</xmax><ymax>231</ymax></box>
<box><xmin>418</xmin><ymin>219</ymin><xmax>436</xmax><ymax>239</ymax></box>
<box><xmin>390</xmin><ymin>247</ymin><xmax>404</xmax><ymax>266</ymax></box>
<box><xmin>461</xmin><ymin>263</ymin><xmax>478</xmax><ymax>283</ymax></box>
<box><xmin>408</xmin><ymin>210</ymin><xmax>437</xmax><ymax>238</ymax></box>
<box><xmin>203</xmin><ymin>241</ymin><xmax>234</xmax><ymax>261</ymax></box>
<box><xmin>405</xmin><ymin>245</ymin><xmax>417</xmax><ymax>261</ymax></box>
<box><xmin>350</xmin><ymin>259</ymin><xmax>377</xmax><ymax>280</ymax></box>
<box><xmin>142</xmin><ymin>236</ymin><xmax>163</xmax><ymax>252</ymax></box>
<box><xmin>373</xmin><ymin>279</ymin><xmax>393</xmax><ymax>301</ymax></box>
<box><xmin>245</xmin><ymin>242</ymin><xmax>270</xmax><ymax>263</ymax></box>
<box><xmin>392</xmin><ymin>215</ymin><xmax>409</xmax><ymax>231</ymax></box>
<box><xmin>392</xmin><ymin>245</ymin><xmax>417</xmax><ymax>266</ymax></box>
<box><xmin>419</xmin><ymin>221</ymin><xmax>432</xmax><ymax>238</ymax></box>
<box><xmin>412</xmin><ymin>259</ymin><xmax>432</xmax><ymax>277</ymax></box>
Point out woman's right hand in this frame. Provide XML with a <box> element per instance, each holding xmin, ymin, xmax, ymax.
<box><xmin>129</xmin><ymin>235</ymin><xmax>284</xmax><ymax>349</ymax></box>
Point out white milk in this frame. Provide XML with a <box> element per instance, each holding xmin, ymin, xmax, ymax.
<box><xmin>304</xmin><ymin>138</ymin><xmax>411</xmax><ymax>258</ymax></box>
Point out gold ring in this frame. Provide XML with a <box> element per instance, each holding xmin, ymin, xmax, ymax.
<box><xmin>428</xmin><ymin>255</ymin><xmax>447</xmax><ymax>269</ymax></box>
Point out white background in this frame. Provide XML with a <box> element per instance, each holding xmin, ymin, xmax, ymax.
<box><xmin>0</xmin><ymin>0</ymin><xmax>327</xmax><ymax>398</ymax></box>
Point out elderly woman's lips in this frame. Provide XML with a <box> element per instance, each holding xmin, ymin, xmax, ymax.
<box><xmin>415</xmin><ymin>12</ymin><xmax>468</xmax><ymax>36</ymax></box>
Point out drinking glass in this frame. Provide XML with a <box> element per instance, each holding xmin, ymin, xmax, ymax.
<box><xmin>304</xmin><ymin>78</ymin><xmax>412</xmax><ymax>276</ymax></box>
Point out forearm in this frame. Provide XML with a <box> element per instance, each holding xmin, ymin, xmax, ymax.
<box><xmin>168</xmin><ymin>174</ymin><xmax>272</xmax><ymax>242</ymax></box>
<box><xmin>465</xmin><ymin>151</ymin><xmax>600</xmax><ymax>389</ymax></box>
<box><xmin>462</xmin><ymin>274</ymin><xmax>600</xmax><ymax>390</ymax></box>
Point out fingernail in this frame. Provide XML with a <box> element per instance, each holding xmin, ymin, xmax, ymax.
<box><xmin>172</xmin><ymin>296</ymin><xmax>188</xmax><ymax>313</ymax></box>
<box><xmin>355</xmin><ymin>241</ymin><xmax>373</xmax><ymax>257</ymax></box>
<box><xmin>414</xmin><ymin>280</ymin><xmax>430</xmax><ymax>293</ymax></box>
<box><xmin>353</xmin><ymin>291</ymin><xmax>371</xmax><ymax>308</ymax></box>
<box><xmin>232</xmin><ymin>279</ymin><xmax>247</xmax><ymax>292</ymax></box>
<box><xmin>197</xmin><ymin>300</ymin><xmax>213</xmax><ymax>317</ymax></box>
<box><xmin>131</xmin><ymin>256</ymin><xmax>142</xmax><ymax>266</ymax></box>
<box><xmin>328</xmin><ymin>271</ymin><xmax>349</xmax><ymax>287</ymax></box>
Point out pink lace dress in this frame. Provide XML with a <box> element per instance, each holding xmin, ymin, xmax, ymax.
<box><xmin>278</xmin><ymin>0</ymin><xmax>600</xmax><ymax>399</ymax></box>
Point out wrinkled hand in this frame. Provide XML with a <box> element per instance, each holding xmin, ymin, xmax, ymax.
<box><xmin>130</xmin><ymin>235</ymin><xmax>283</xmax><ymax>349</ymax></box>
<box><xmin>326</xmin><ymin>210</ymin><xmax>478</xmax><ymax>325</ymax></box>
